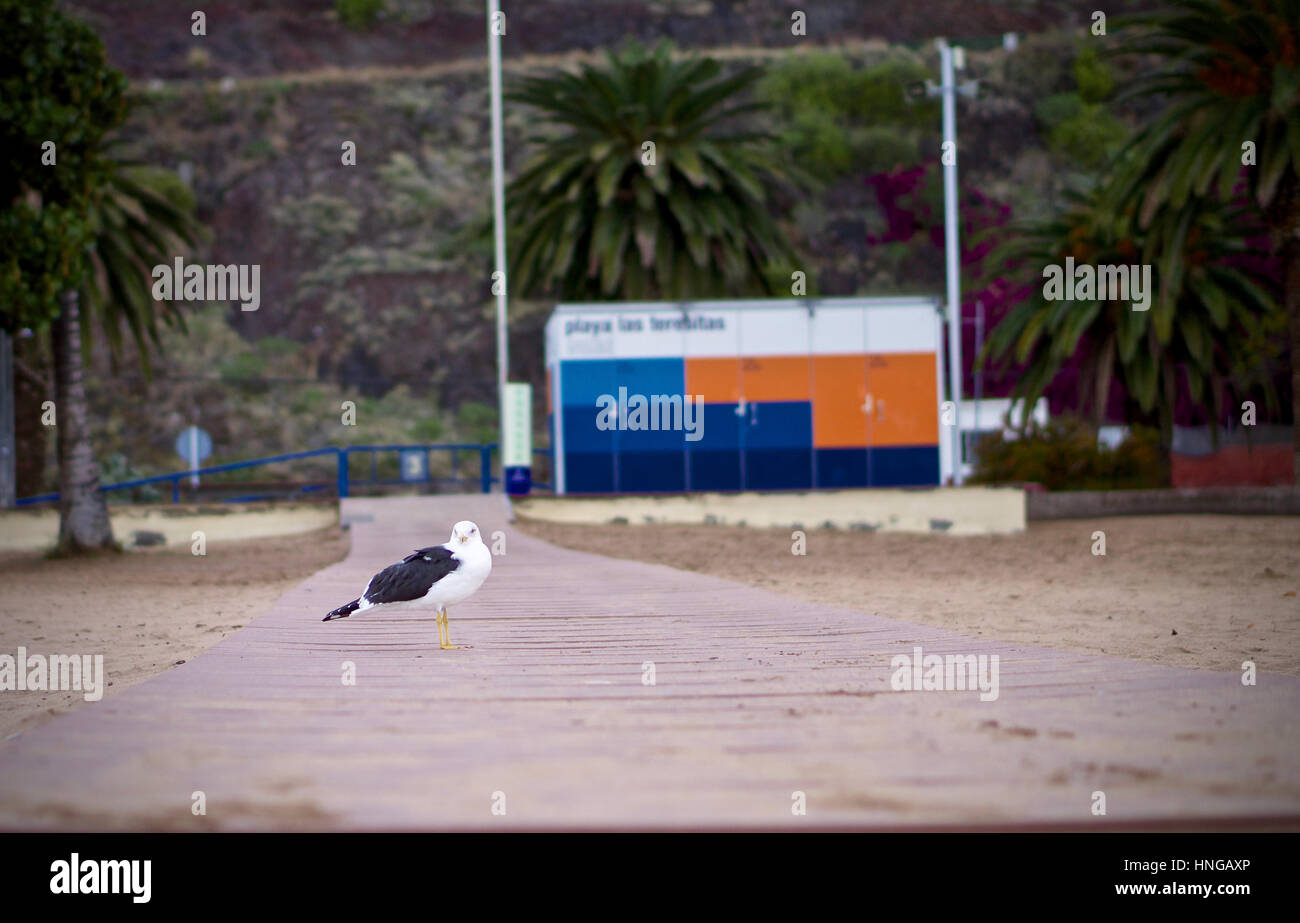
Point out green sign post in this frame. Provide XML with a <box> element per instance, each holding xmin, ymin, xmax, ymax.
<box><xmin>502</xmin><ymin>382</ymin><xmax>532</xmax><ymax>495</ymax></box>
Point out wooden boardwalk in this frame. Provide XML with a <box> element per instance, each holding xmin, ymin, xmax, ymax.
<box><xmin>1</xmin><ymin>494</ymin><xmax>1297</xmax><ymax>830</ymax></box>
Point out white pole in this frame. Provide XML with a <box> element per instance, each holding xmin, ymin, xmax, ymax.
<box><xmin>487</xmin><ymin>0</ymin><xmax>509</xmax><ymax>488</ymax></box>
<box><xmin>190</xmin><ymin>426</ymin><xmax>199</xmax><ymax>489</ymax></box>
<box><xmin>938</xmin><ymin>39</ymin><xmax>965</xmax><ymax>486</ymax></box>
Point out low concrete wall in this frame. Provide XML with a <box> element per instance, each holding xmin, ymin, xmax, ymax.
<box><xmin>513</xmin><ymin>487</ymin><xmax>1026</xmax><ymax>535</ymax></box>
<box><xmin>0</xmin><ymin>501</ymin><xmax>339</xmax><ymax>553</ymax></box>
<box><xmin>1027</xmin><ymin>486</ymin><xmax>1300</xmax><ymax>520</ymax></box>
<box><xmin>1171</xmin><ymin>445</ymin><xmax>1293</xmax><ymax>488</ymax></box>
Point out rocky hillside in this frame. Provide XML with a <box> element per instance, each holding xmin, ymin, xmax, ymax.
<box><xmin>66</xmin><ymin>0</ymin><xmax>1158</xmax><ymax>79</ymax></box>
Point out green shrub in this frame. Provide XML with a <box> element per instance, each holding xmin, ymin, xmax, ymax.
<box><xmin>336</xmin><ymin>0</ymin><xmax>384</xmax><ymax>30</ymax></box>
<box><xmin>218</xmin><ymin>351</ymin><xmax>267</xmax><ymax>383</ymax></box>
<box><xmin>1034</xmin><ymin>92</ymin><xmax>1085</xmax><ymax>130</ymax></box>
<box><xmin>1073</xmin><ymin>45</ymin><xmax>1114</xmax><ymax>103</ymax></box>
<box><xmin>969</xmin><ymin>416</ymin><xmax>1168</xmax><ymax>491</ymax></box>
<box><xmin>1048</xmin><ymin>105</ymin><xmax>1128</xmax><ymax>171</ymax></box>
<box><xmin>409</xmin><ymin>416</ymin><xmax>446</xmax><ymax>442</ymax></box>
<box><xmin>1033</xmin><ymin>91</ymin><xmax>1127</xmax><ymax>171</ymax></box>
<box><xmin>456</xmin><ymin>402</ymin><xmax>498</xmax><ymax>445</ymax></box>
<box><xmin>856</xmin><ymin>124</ymin><xmax>920</xmax><ymax>174</ymax></box>
<box><xmin>756</xmin><ymin>52</ymin><xmax>936</xmax><ymax>181</ymax></box>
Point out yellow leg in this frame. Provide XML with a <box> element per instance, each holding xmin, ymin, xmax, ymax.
<box><xmin>439</xmin><ymin>607</ymin><xmax>468</xmax><ymax>650</ymax></box>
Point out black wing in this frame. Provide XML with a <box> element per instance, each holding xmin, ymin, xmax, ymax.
<box><xmin>362</xmin><ymin>546</ymin><xmax>459</xmax><ymax>605</ymax></box>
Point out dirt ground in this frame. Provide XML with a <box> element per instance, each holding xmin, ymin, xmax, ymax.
<box><xmin>517</xmin><ymin>514</ymin><xmax>1300</xmax><ymax>677</ymax></box>
<box><xmin>0</xmin><ymin>526</ymin><xmax>350</xmax><ymax>740</ymax></box>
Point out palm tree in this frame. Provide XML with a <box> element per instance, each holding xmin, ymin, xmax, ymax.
<box><xmin>1106</xmin><ymin>0</ymin><xmax>1300</xmax><ymax>476</ymax></box>
<box><xmin>506</xmin><ymin>41</ymin><xmax>801</xmax><ymax>300</ymax></box>
<box><xmin>78</xmin><ymin>164</ymin><xmax>202</xmax><ymax>371</ymax></box>
<box><xmin>980</xmin><ymin>191</ymin><xmax>1280</xmax><ymax>436</ymax></box>
<box><xmin>53</xmin><ymin>162</ymin><xmax>202</xmax><ymax>551</ymax></box>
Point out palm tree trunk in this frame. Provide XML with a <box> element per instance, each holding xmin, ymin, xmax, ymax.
<box><xmin>53</xmin><ymin>289</ymin><xmax>114</xmax><ymax>552</ymax></box>
<box><xmin>1288</xmin><ymin>232</ymin><xmax>1300</xmax><ymax>486</ymax></box>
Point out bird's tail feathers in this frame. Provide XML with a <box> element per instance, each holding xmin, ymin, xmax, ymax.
<box><xmin>323</xmin><ymin>599</ymin><xmax>360</xmax><ymax>621</ymax></box>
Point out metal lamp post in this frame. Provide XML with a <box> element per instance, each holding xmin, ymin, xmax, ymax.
<box><xmin>927</xmin><ymin>39</ymin><xmax>977</xmax><ymax>486</ymax></box>
<box><xmin>487</xmin><ymin>0</ymin><xmax>509</xmax><ymax>490</ymax></box>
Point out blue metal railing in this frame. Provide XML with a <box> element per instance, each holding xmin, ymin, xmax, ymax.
<box><xmin>341</xmin><ymin>444</ymin><xmax>495</xmax><ymax>496</ymax></box>
<box><xmin>15</xmin><ymin>443</ymin><xmax>556</xmax><ymax>506</ymax></box>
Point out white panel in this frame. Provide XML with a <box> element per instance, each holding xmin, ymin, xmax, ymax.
<box><xmin>865</xmin><ymin>305</ymin><xmax>939</xmax><ymax>353</ymax></box>
<box><xmin>739</xmin><ymin>308</ymin><xmax>810</xmax><ymax>356</ymax></box>
<box><xmin>554</xmin><ymin>312</ymin><xmax>616</xmax><ymax>358</ymax></box>
<box><xmin>683</xmin><ymin>306</ymin><xmax>739</xmax><ymax>357</ymax></box>
<box><xmin>612</xmin><ymin>310</ymin><xmax>688</xmax><ymax>358</ymax></box>
<box><xmin>808</xmin><ymin>306</ymin><xmax>866</xmax><ymax>355</ymax></box>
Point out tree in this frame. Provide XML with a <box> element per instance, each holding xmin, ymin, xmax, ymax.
<box><xmin>78</xmin><ymin>163</ymin><xmax>204</xmax><ymax>373</ymax></box>
<box><xmin>506</xmin><ymin>41</ymin><xmax>801</xmax><ymax>300</ymax></box>
<box><xmin>0</xmin><ymin>0</ymin><xmax>127</xmax><ymax>550</ymax></box>
<box><xmin>980</xmin><ymin>191</ymin><xmax>1280</xmax><ymax>437</ymax></box>
<box><xmin>1106</xmin><ymin>0</ymin><xmax>1300</xmax><ymax>478</ymax></box>
<box><xmin>44</xmin><ymin>162</ymin><xmax>203</xmax><ymax>546</ymax></box>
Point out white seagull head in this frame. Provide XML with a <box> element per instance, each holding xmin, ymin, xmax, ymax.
<box><xmin>450</xmin><ymin>520</ymin><xmax>483</xmax><ymax>546</ymax></box>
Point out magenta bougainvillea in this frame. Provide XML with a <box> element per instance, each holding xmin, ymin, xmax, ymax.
<box><xmin>863</xmin><ymin>160</ymin><xmax>1288</xmax><ymax>427</ymax></box>
<box><xmin>864</xmin><ymin>160</ymin><xmax>1068</xmax><ymax>414</ymax></box>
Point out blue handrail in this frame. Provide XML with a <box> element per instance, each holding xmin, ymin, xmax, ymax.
<box><xmin>16</xmin><ymin>442</ymin><xmax>556</xmax><ymax>506</ymax></box>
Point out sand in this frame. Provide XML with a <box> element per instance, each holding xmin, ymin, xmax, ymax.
<box><xmin>516</xmin><ymin>514</ymin><xmax>1300</xmax><ymax>676</ymax></box>
<box><xmin>0</xmin><ymin>526</ymin><xmax>350</xmax><ymax>740</ymax></box>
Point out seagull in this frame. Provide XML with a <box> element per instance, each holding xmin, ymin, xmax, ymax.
<box><xmin>323</xmin><ymin>520</ymin><xmax>492</xmax><ymax>650</ymax></box>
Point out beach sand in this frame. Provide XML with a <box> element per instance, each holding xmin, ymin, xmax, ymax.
<box><xmin>516</xmin><ymin>514</ymin><xmax>1300</xmax><ymax>676</ymax></box>
<box><xmin>0</xmin><ymin>526</ymin><xmax>350</xmax><ymax>740</ymax></box>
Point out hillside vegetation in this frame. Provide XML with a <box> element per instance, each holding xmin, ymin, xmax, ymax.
<box><xmin>16</xmin><ymin>2</ymin><xmax>1165</xmax><ymax>492</ymax></box>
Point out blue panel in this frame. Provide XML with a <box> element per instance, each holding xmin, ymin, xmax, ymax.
<box><xmin>736</xmin><ymin>401</ymin><xmax>812</xmax><ymax>490</ymax></box>
<box><xmin>612</xmin><ymin>357</ymin><xmax>685</xmax><ymax>398</ymax></box>
<box><xmin>618</xmin><ymin>451</ymin><xmax>686</xmax><ymax>492</ymax></box>
<box><xmin>692</xmin><ymin>403</ymin><xmax>742</xmax><ymax>449</ymax></box>
<box><xmin>744</xmin><ymin>448</ymin><xmax>814</xmax><ymax>490</ymax></box>
<box><xmin>688</xmin><ymin>450</ymin><xmax>741</xmax><ymax>491</ymax></box>
<box><xmin>561</xmin><ymin>406</ymin><xmax>616</xmax><ymax>453</ymax></box>
<box><xmin>560</xmin><ymin>359</ymin><xmax>618</xmax><ymax>407</ymax></box>
<box><xmin>618</xmin><ymin>399</ymin><xmax>689</xmax><ymax>452</ymax></box>
<box><xmin>815</xmin><ymin>448</ymin><xmax>868</xmax><ymax>488</ymax></box>
<box><xmin>563</xmin><ymin>452</ymin><xmax>616</xmax><ymax>493</ymax></box>
<box><xmin>685</xmin><ymin>402</ymin><xmax>742</xmax><ymax>491</ymax></box>
<box><xmin>869</xmin><ymin>446</ymin><xmax>940</xmax><ymax>487</ymax></box>
<box><xmin>742</xmin><ymin>401</ymin><xmax>812</xmax><ymax>449</ymax></box>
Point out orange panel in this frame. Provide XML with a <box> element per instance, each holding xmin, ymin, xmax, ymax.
<box><xmin>740</xmin><ymin>356</ymin><xmax>811</xmax><ymax>403</ymax></box>
<box><xmin>685</xmin><ymin>357</ymin><xmax>741</xmax><ymax>403</ymax></box>
<box><xmin>865</xmin><ymin>353</ymin><xmax>939</xmax><ymax>446</ymax></box>
<box><xmin>812</xmin><ymin>354</ymin><xmax>868</xmax><ymax>448</ymax></box>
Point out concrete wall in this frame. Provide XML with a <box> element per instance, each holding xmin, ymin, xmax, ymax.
<box><xmin>0</xmin><ymin>501</ymin><xmax>339</xmax><ymax>553</ymax></box>
<box><xmin>1171</xmin><ymin>444</ymin><xmax>1293</xmax><ymax>488</ymax></box>
<box><xmin>513</xmin><ymin>486</ymin><xmax>1025</xmax><ymax>535</ymax></box>
<box><xmin>1026</xmin><ymin>486</ymin><xmax>1300</xmax><ymax>520</ymax></box>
